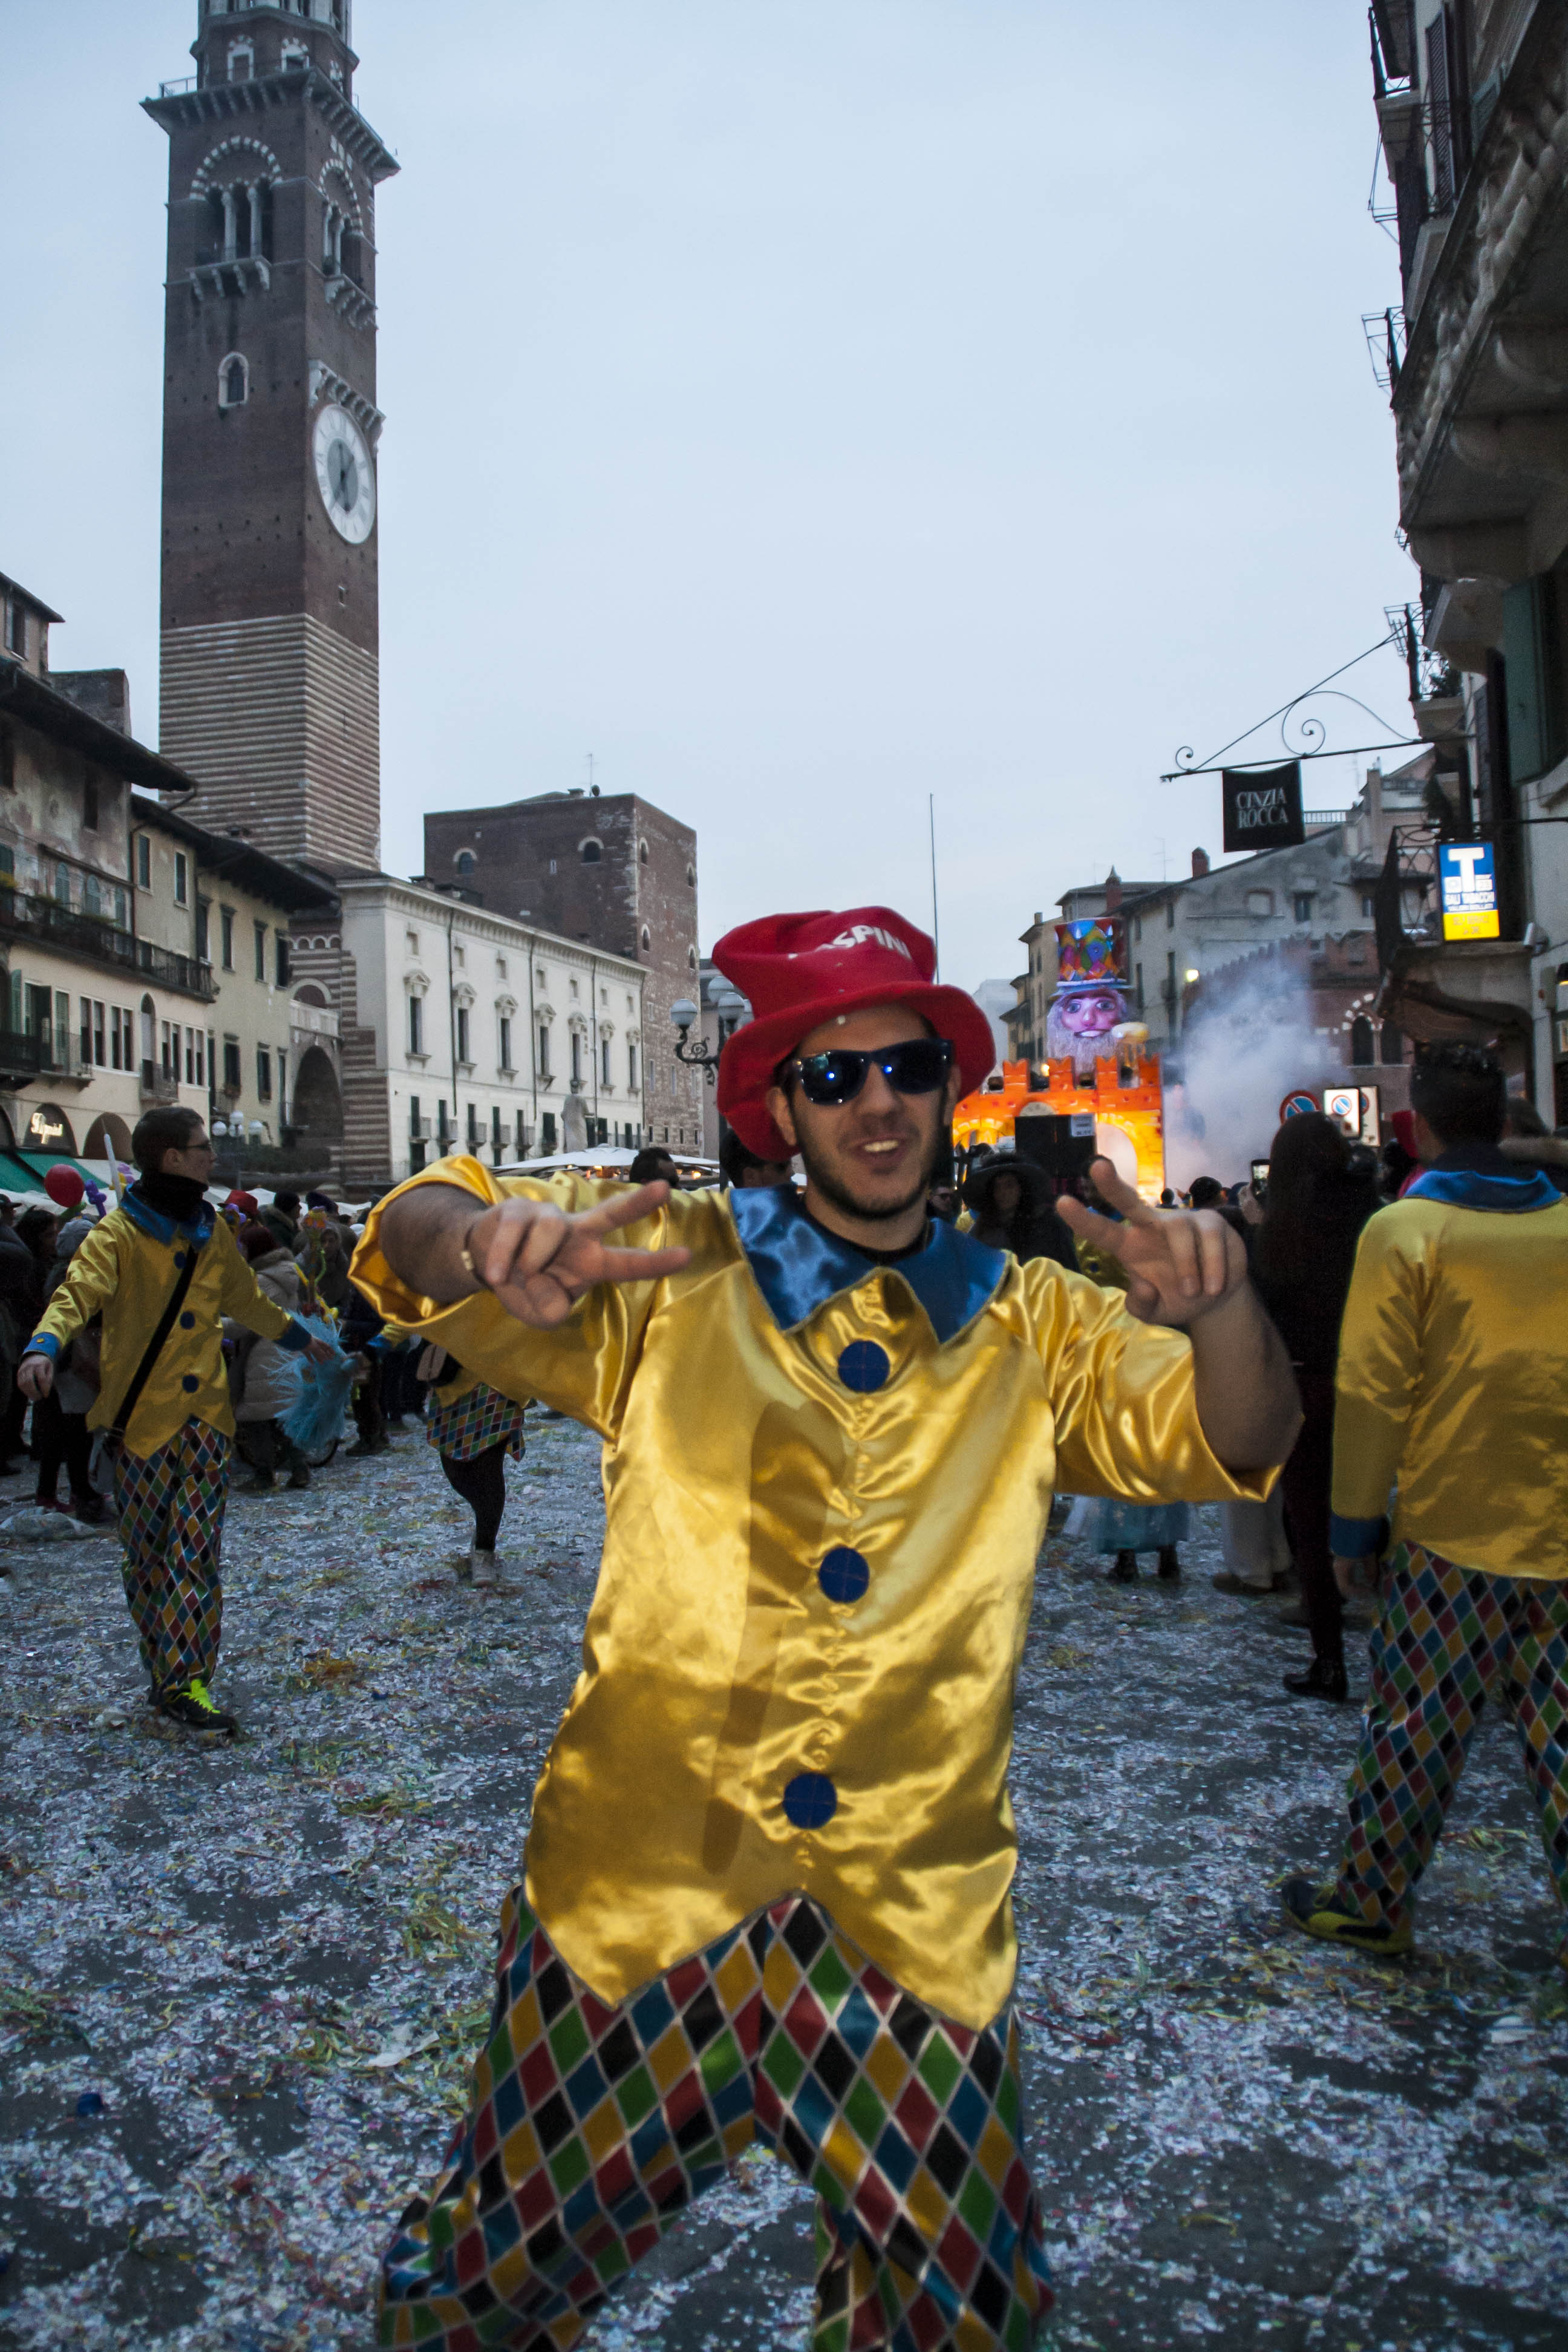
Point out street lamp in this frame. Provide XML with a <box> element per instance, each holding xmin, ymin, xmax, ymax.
<box><xmin>670</xmin><ymin>988</ymin><xmax>747</xmax><ymax>1086</ymax></box>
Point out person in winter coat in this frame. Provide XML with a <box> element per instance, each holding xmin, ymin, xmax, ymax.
<box><xmin>340</xmin><ymin>1280</ymin><xmax>390</xmax><ymax>1454</ymax></box>
<box><xmin>1252</xmin><ymin>1112</ymin><xmax>1380</xmax><ymax>1700</ymax></box>
<box><xmin>227</xmin><ymin>1223</ymin><xmax>315</xmax><ymax>1490</ymax></box>
<box><xmin>33</xmin><ymin>1215</ymin><xmax>104</xmax><ymax>1521</ymax></box>
<box><xmin>258</xmin><ymin>1187</ymin><xmax>302</xmax><ymax>1250</ymax></box>
<box><xmin>295</xmin><ymin>1214</ymin><xmax>353</xmax><ymax>1314</ymax></box>
<box><xmin>962</xmin><ymin>1152</ymin><xmax>1077</xmax><ymax>1270</ymax></box>
<box><xmin>0</xmin><ymin>1201</ymin><xmax>36</xmax><ymax>1468</ymax></box>
<box><xmin>14</xmin><ymin>1208</ymin><xmax>57</xmax><ymax>1327</ymax></box>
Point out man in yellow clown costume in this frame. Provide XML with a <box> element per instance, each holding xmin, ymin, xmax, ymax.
<box><xmin>20</xmin><ymin>1105</ymin><xmax>336</xmax><ymax>1734</ymax></box>
<box><xmin>354</xmin><ymin>908</ymin><xmax>1300</xmax><ymax>2352</ymax></box>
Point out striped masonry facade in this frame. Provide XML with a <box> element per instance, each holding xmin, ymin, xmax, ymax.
<box><xmin>336</xmin><ymin>941</ymin><xmax>393</xmax><ymax>1195</ymax></box>
<box><xmin>159</xmin><ymin>615</ymin><xmax>381</xmax><ymax>872</ymax></box>
<box><xmin>288</xmin><ymin>931</ymin><xmax>390</xmax><ymax>1194</ymax></box>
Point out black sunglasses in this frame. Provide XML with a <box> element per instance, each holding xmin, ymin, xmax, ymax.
<box><xmin>783</xmin><ymin>1037</ymin><xmax>954</xmax><ymax>1108</ymax></box>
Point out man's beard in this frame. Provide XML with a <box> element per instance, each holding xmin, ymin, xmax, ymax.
<box><xmin>795</xmin><ymin>1121</ymin><xmax>944</xmax><ymax>1224</ymax></box>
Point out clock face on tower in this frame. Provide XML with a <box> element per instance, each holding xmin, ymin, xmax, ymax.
<box><xmin>312</xmin><ymin>404</ymin><xmax>376</xmax><ymax>544</ymax></box>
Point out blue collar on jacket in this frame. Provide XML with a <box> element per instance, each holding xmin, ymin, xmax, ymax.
<box><xmin>120</xmin><ymin>1186</ymin><xmax>216</xmax><ymax>1248</ymax></box>
<box><xmin>1405</xmin><ymin>1145</ymin><xmax>1561</xmax><ymax>1215</ymax></box>
<box><xmin>728</xmin><ymin>1181</ymin><xmax>1007</xmax><ymax>1345</ymax></box>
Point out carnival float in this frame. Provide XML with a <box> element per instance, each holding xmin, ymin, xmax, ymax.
<box><xmin>951</xmin><ymin>916</ymin><xmax>1167</xmax><ymax>1199</ymax></box>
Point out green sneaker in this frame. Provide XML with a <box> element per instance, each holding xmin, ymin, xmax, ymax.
<box><xmin>1281</xmin><ymin>1876</ymin><xmax>1411</xmax><ymax>1961</ymax></box>
<box><xmin>157</xmin><ymin>1677</ymin><xmax>238</xmax><ymax>1736</ymax></box>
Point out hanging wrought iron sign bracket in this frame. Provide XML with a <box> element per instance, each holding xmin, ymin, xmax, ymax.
<box><xmin>1161</xmin><ymin>626</ymin><xmax>1461</xmax><ymax>783</ymax></box>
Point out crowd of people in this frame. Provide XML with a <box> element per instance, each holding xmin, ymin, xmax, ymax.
<box><xmin>0</xmin><ymin>1122</ymin><xmax>552</xmax><ymax>1719</ymax></box>
<box><xmin>3</xmin><ymin>900</ymin><xmax>1566</xmax><ymax>2351</ymax></box>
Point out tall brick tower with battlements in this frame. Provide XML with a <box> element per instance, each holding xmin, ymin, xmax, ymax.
<box><xmin>144</xmin><ymin>1</ymin><xmax>396</xmax><ymax>876</ymax></box>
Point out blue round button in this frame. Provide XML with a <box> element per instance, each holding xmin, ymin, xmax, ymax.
<box><xmin>783</xmin><ymin>1773</ymin><xmax>838</xmax><ymax>1829</ymax></box>
<box><xmin>181</xmin><ymin>1374</ymin><xmax>198</xmax><ymax>1392</ymax></box>
<box><xmin>818</xmin><ymin>1547</ymin><xmax>870</xmax><ymax>1604</ymax></box>
<box><xmin>837</xmin><ymin>1341</ymin><xmax>889</xmax><ymax>1393</ymax></box>
<box><xmin>179</xmin><ymin>1312</ymin><xmax>195</xmax><ymax>1330</ymax></box>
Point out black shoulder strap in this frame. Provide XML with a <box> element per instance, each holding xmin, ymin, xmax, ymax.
<box><xmin>108</xmin><ymin>1236</ymin><xmax>202</xmax><ymax>1442</ymax></box>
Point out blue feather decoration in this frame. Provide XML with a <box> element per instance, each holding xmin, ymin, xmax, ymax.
<box><xmin>279</xmin><ymin>1316</ymin><xmax>357</xmax><ymax>1453</ymax></box>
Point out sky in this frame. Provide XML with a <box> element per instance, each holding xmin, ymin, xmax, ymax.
<box><xmin>0</xmin><ymin>1</ymin><xmax>1413</xmax><ymax>996</ymax></box>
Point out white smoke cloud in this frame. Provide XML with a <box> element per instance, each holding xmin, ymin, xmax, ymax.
<box><xmin>1163</xmin><ymin>963</ymin><xmax>1337</xmax><ymax>1190</ymax></box>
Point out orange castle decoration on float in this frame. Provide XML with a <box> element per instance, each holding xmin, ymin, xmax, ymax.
<box><xmin>952</xmin><ymin>915</ymin><xmax>1167</xmax><ymax>1199</ymax></box>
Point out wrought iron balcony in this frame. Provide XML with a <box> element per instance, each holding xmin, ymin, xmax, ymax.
<box><xmin>0</xmin><ymin>1030</ymin><xmax>57</xmax><ymax>1086</ymax></box>
<box><xmin>0</xmin><ymin>888</ymin><xmax>215</xmax><ymax>998</ymax></box>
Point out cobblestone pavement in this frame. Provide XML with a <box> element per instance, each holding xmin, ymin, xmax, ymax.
<box><xmin>1</xmin><ymin>1411</ymin><xmax>1565</xmax><ymax>2350</ymax></box>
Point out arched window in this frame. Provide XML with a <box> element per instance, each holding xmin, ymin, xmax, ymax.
<box><xmin>281</xmin><ymin>42</ymin><xmax>309</xmax><ymax>72</ymax></box>
<box><xmin>1380</xmin><ymin>1021</ymin><xmax>1404</xmax><ymax>1065</ymax></box>
<box><xmin>228</xmin><ymin>41</ymin><xmax>253</xmax><ymax>82</ymax></box>
<box><xmin>218</xmin><ymin>353</ymin><xmax>249</xmax><ymax>409</ymax></box>
<box><xmin>686</xmin><ymin>864</ymin><xmax>695</xmax><ymax>886</ymax></box>
<box><xmin>640</xmin><ymin>926</ymin><xmax>651</xmax><ymax>952</ymax></box>
<box><xmin>687</xmin><ymin>947</ymin><xmax>697</xmax><ymax>970</ymax></box>
<box><xmin>580</xmin><ymin>840</ymin><xmax>602</xmax><ymax>864</ymax></box>
<box><xmin>639</xmin><ymin>839</ymin><xmax>650</xmax><ymax>865</ymax></box>
<box><xmin>455</xmin><ymin>850</ymin><xmax>475</xmax><ymax>876</ymax></box>
<box><xmin>1350</xmin><ymin>1016</ymin><xmax>1374</xmax><ymax>1065</ymax></box>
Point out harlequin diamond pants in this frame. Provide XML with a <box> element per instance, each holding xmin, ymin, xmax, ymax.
<box><xmin>1334</xmin><ymin>1544</ymin><xmax>1568</xmax><ymax>1961</ymax></box>
<box><xmin>377</xmin><ymin>1889</ymin><xmax>1051</xmax><ymax>2351</ymax></box>
<box><xmin>113</xmin><ymin>1417</ymin><xmax>231</xmax><ymax>1693</ymax></box>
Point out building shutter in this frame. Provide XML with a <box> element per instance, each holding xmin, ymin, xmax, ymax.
<box><xmin>1426</xmin><ymin>13</ymin><xmax>1454</xmax><ymax>206</ymax></box>
<box><xmin>1502</xmin><ymin>578</ymin><xmax>1552</xmax><ymax>782</ymax></box>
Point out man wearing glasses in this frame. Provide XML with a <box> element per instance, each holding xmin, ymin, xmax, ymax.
<box><xmin>355</xmin><ymin>906</ymin><xmax>1298</xmax><ymax>2351</ymax></box>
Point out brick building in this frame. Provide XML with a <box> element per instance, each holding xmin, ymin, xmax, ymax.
<box><xmin>144</xmin><ymin>0</ymin><xmax>394</xmax><ymax>872</ymax></box>
<box><xmin>422</xmin><ymin>791</ymin><xmax>705</xmax><ymax>1149</ymax></box>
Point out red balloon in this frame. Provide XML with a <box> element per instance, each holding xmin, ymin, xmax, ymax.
<box><xmin>44</xmin><ymin>1165</ymin><xmax>84</xmax><ymax>1209</ymax></box>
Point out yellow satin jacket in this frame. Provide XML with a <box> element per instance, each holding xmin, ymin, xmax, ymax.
<box><xmin>353</xmin><ymin>1161</ymin><xmax>1270</xmax><ymax>2027</ymax></box>
<box><xmin>1332</xmin><ymin>1172</ymin><xmax>1568</xmax><ymax>1581</ymax></box>
<box><xmin>30</xmin><ymin>1192</ymin><xmax>297</xmax><ymax>1459</ymax></box>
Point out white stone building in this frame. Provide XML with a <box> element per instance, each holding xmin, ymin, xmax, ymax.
<box><xmin>290</xmin><ymin>878</ymin><xmax>645</xmax><ymax>1192</ymax></box>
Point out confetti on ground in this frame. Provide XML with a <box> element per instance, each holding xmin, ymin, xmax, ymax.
<box><xmin>1</xmin><ymin>1422</ymin><xmax>1564</xmax><ymax>2348</ymax></box>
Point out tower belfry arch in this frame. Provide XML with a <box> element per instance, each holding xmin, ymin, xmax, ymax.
<box><xmin>143</xmin><ymin>2</ymin><xmax>398</xmax><ymax>878</ymax></box>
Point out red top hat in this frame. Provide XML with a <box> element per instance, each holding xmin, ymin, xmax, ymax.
<box><xmin>713</xmin><ymin>906</ymin><xmax>996</xmax><ymax>1161</ymax></box>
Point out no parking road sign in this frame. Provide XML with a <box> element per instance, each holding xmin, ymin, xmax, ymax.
<box><xmin>1279</xmin><ymin>1093</ymin><xmax>1318</xmax><ymax>1121</ymax></box>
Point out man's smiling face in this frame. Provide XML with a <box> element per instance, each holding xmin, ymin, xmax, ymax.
<box><xmin>765</xmin><ymin>1004</ymin><xmax>958</xmax><ymax>1227</ymax></box>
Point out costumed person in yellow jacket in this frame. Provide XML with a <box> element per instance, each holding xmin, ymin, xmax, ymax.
<box><xmin>18</xmin><ymin>1106</ymin><xmax>335</xmax><ymax>1736</ymax></box>
<box><xmin>353</xmin><ymin>907</ymin><xmax>1301</xmax><ymax>2352</ymax></box>
<box><xmin>1284</xmin><ymin>1040</ymin><xmax>1568</xmax><ymax>1967</ymax></box>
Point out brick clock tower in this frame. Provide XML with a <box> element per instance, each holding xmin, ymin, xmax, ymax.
<box><xmin>144</xmin><ymin>1</ymin><xmax>396</xmax><ymax>875</ymax></box>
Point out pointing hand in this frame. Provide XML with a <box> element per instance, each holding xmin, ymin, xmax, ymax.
<box><xmin>462</xmin><ymin>1181</ymin><xmax>691</xmax><ymax>1329</ymax></box>
<box><xmin>1057</xmin><ymin>1158</ymin><xmax>1248</xmax><ymax>1328</ymax></box>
